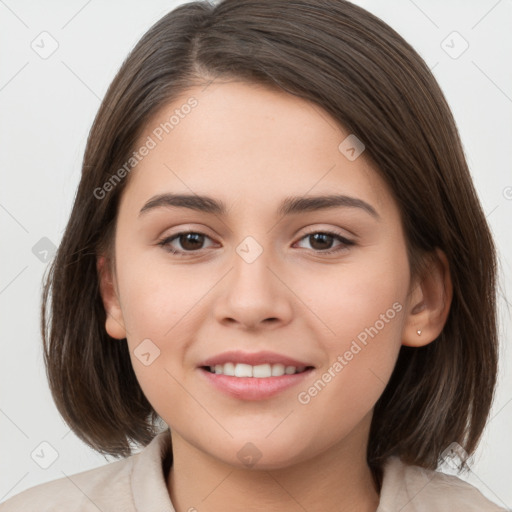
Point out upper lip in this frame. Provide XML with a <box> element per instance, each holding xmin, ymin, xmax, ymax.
<box><xmin>199</xmin><ymin>350</ymin><xmax>314</xmax><ymax>368</ymax></box>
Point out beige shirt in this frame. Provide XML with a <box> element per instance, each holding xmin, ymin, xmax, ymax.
<box><xmin>0</xmin><ymin>429</ymin><xmax>506</xmax><ymax>511</ymax></box>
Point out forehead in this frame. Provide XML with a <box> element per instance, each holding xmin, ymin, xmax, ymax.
<box><xmin>119</xmin><ymin>80</ymin><xmax>395</xmax><ymax>221</ymax></box>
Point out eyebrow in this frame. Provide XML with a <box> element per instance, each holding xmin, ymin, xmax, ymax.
<box><xmin>138</xmin><ymin>193</ymin><xmax>380</xmax><ymax>219</ymax></box>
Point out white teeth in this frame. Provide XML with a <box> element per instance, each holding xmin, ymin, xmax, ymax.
<box><xmin>208</xmin><ymin>362</ymin><xmax>307</xmax><ymax>377</ymax></box>
<box><xmin>234</xmin><ymin>363</ymin><xmax>253</xmax><ymax>377</ymax></box>
<box><xmin>223</xmin><ymin>362</ymin><xmax>235</xmax><ymax>376</ymax></box>
<box><xmin>253</xmin><ymin>364</ymin><xmax>272</xmax><ymax>378</ymax></box>
<box><xmin>271</xmin><ymin>363</ymin><xmax>285</xmax><ymax>377</ymax></box>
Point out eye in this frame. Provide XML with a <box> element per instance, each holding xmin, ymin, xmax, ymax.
<box><xmin>294</xmin><ymin>230</ymin><xmax>355</xmax><ymax>254</ymax></box>
<box><xmin>157</xmin><ymin>229</ymin><xmax>355</xmax><ymax>256</ymax></box>
<box><xmin>157</xmin><ymin>231</ymin><xmax>216</xmax><ymax>255</ymax></box>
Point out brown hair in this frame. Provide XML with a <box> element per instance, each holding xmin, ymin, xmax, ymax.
<box><xmin>42</xmin><ymin>0</ymin><xmax>498</xmax><ymax>479</ymax></box>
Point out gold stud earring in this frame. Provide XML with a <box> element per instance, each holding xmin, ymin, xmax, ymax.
<box><xmin>416</xmin><ymin>329</ymin><xmax>422</xmax><ymax>336</ymax></box>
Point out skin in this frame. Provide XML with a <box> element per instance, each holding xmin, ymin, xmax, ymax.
<box><xmin>98</xmin><ymin>80</ymin><xmax>452</xmax><ymax>512</ymax></box>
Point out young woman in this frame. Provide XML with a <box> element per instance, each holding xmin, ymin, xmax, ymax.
<box><xmin>0</xmin><ymin>0</ymin><xmax>506</xmax><ymax>510</ymax></box>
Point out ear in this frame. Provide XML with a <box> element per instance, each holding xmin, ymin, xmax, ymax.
<box><xmin>402</xmin><ymin>248</ymin><xmax>453</xmax><ymax>347</ymax></box>
<box><xmin>97</xmin><ymin>254</ymin><xmax>127</xmax><ymax>340</ymax></box>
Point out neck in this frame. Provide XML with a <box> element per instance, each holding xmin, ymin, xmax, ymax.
<box><xmin>166</xmin><ymin>420</ymin><xmax>379</xmax><ymax>512</ymax></box>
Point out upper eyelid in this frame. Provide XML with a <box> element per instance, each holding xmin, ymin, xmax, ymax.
<box><xmin>160</xmin><ymin>222</ymin><xmax>356</xmax><ymax>238</ymax></box>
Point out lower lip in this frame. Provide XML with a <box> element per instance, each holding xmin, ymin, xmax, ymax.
<box><xmin>199</xmin><ymin>367</ymin><xmax>314</xmax><ymax>400</ymax></box>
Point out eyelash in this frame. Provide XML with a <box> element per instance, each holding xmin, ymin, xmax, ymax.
<box><xmin>157</xmin><ymin>229</ymin><xmax>355</xmax><ymax>256</ymax></box>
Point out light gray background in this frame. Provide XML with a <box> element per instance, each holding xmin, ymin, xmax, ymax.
<box><xmin>1</xmin><ymin>0</ymin><xmax>511</xmax><ymax>507</ymax></box>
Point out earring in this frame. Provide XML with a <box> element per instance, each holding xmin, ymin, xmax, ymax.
<box><xmin>416</xmin><ymin>329</ymin><xmax>422</xmax><ymax>336</ymax></box>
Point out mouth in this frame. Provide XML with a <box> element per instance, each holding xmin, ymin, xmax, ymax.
<box><xmin>201</xmin><ymin>362</ymin><xmax>313</xmax><ymax>377</ymax></box>
<box><xmin>197</xmin><ymin>351</ymin><xmax>315</xmax><ymax>400</ymax></box>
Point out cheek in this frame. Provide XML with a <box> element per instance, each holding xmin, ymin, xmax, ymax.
<box><xmin>114</xmin><ymin>251</ymin><xmax>200</xmax><ymax>417</ymax></box>
<box><xmin>115</xmin><ymin>246</ymin><xmax>215</xmax><ymax>339</ymax></box>
<box><xmin>114</xmin><ymin>249</ymin><xmax>221</xmax><ymax>399</ymax></box>
<box><xmin>294</xmin><ymin>246</ymin><xmax>408</xmax><ymax>428</ymax></box>
<box><xmin>294</xmin><ymin>293</ymin><xmax>405</xmax><ymax>446</ymax></box>
<box><xmin>302</xmin><ymin>243</ymin><xmax>408</xmax><ymax>346</ymax></box>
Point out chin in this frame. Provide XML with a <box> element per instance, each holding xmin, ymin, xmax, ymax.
<box><xmin>208</xmin><ymin>435</ymin><xmax>314</xmax><ymax>471</ymax></box>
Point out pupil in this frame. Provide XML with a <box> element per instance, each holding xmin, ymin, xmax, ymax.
<box><xmin>310</xmin><ymin>233</ymin><xmax>333</xmax><ymax>250</ymax></box>
<box><xmin>181</xmin><ymin>233</ymin><xmax>203</xmax><ymax>250</ymax></box>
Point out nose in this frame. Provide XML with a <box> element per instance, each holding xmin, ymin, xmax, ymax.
<box><xmin>213</xmin><ymin>243</ymin><xmax>294</xmax><ymax>331</ymax></box>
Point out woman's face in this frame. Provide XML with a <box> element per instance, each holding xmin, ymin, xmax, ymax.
<box><xmin>104</xmin><ymin>80</ymin><xmax>414</xmax><ymax>469</ymax></box>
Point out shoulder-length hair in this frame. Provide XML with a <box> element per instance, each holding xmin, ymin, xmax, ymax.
<box><xmin>42</xmin><ymin>0</ymin><xmax>498</xmax><ymax>478</ymax></box>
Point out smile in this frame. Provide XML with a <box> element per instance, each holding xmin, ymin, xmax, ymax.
<box><xmin>203</xmin><ymin>362</ymin><xmax>310</xmax><ymax>377</ymax></box>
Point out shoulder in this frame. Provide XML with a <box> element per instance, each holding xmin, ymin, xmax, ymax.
<box><xmin>378</xmin><ymin>456</ymin><xmax>508</xmax><ymax>511</ymax></box>
<box><xmin>0</xmin><ymin>452</ymin><xmax>135</xmax><ymax>512</ymax></box>
<box><xmin>0</xmin><ymin>429</ymin><xmax>174</xmax><ymax>512</ymax></box>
